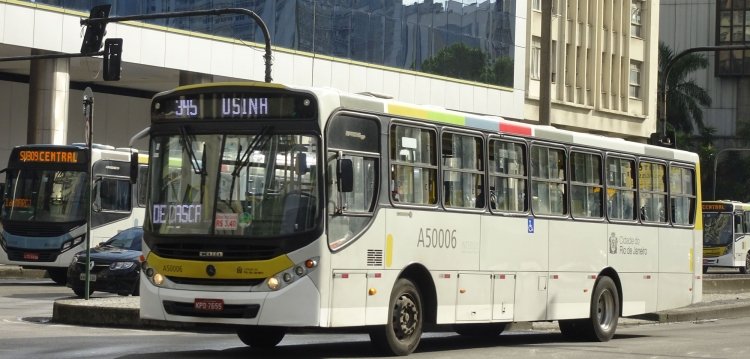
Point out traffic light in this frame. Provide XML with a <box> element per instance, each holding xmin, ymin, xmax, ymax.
<box><xmin>103</xmin><ymin>38</ymin><xmax>123</xmax><ymax>81</ymax></box>
<box><xmin>80</xmin><ymin>4</ymin><xmax>111</xmax><ymax>54</ymax></box>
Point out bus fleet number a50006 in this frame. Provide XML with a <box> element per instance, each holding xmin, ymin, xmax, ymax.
<box><xmin>417</xmin><ymin>228</ymin><xmax>457</xmax><ymax>249</ymax></box>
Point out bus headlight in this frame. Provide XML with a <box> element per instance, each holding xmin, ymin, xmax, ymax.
<box><xmin>153</xmin><ymin>273</ymin><xmax>165</xmax><ymax>286</ymax></box>
<box><xmin>266</xmin><ymin>257</ymin><xmax>319</xmax><ymax>291</ymax></box>
<box><xmin>60</xmin><ymin>235</ymin><xmax>85</xmax><ymax>252</ymax></box>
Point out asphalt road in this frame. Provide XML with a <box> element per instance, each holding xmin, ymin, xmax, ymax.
<box><xmin>2</xmin><ymin>277</ymin><xmax>750</xmax><ymax>358</ymax></box>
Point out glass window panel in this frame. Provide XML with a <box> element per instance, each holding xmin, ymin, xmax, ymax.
<box><xmin>332</xmin><ymin>5</ymin><xmax>352</xmax><ymax>58</ymax></box>
<box><xmin>721</xmin><ymin>11</ymin><xmax>732</xmax><ymax>27</ymax></box>
<box><xmin>368</xmin><ymin>14</ymin><xmax>385</xmax><ymax>64</ymax></box>
<box><xmin>385</xmin><ymin>17</ymin><xmax>406</xmax><ymax>67</ymax></box>
<box><xmin>351</xmin><ymin>11</ymin><xmax>370</xmax><ymax>61</ymax></box>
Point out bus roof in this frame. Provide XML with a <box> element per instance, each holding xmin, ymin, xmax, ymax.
<box><xmin>154</xmin><ymin>82</ymin><xmax>699</xmax><ymax>164</ymax></box>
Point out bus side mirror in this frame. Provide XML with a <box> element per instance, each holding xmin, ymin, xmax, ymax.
<box><xmin>337</xmin><ymin>158</ymin><xmax>354</xmax><ymax>193</ymax></box>
<box><xmin>130</xmin><ymin>152</ymin><xmax>139</xmax><ymax>184</ymax></box>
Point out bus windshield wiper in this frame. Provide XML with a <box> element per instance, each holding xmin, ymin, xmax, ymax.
<box><xmin>179</xmin><ymin>126</ymin><xmax>206</xmax><ymax>175</ymax></box>
<box><xmin>232</xmin><ymin>126</ymin><xmax>273</xmax><ymax>178</ymax></box>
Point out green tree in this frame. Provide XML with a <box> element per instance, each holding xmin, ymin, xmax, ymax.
<box><xmin>420</xmin><ymin>43</ymin><xmax>514</xmax><ymax>88</ymax></box>
<box><xmin>658</xmin><ymin>42</ymin><xmax>712</xmax><ymax>134</ymax></box>
<box><xmin>421</xmin><ymin>43</ymin><xmax>487</xmax><ymax>82</ymax></box>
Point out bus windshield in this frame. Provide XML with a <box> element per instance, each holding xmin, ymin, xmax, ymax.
<box><xmin>703</xmin><ymin>212</ymin><xmax>733</xmax><ymax>246</ymax></box>
<box><xmin>148</xmin><ymin>131</ymin><xmax>320</xmax><ymax>237</ymax></box>
<box><xmin>2</xmin><ymin>169</ymin><xmax>88</xmax><ymax>223</ymax></box>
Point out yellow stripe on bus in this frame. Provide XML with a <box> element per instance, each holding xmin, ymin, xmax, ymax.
<box><xmin>146</xmin><ymin>252</ymin><xmax>294</xmax><ymax>279</ymax></box>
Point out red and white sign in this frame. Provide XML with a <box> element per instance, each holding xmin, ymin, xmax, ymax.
<box><xmin>215</xmin><ymin>213</ymin><xmax>238</xmax><ymax>230</ymax></box>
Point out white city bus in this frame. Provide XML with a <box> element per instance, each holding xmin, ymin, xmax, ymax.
<box><xmin>139</xmin><ymin>82</ymin><xmax>702</xmax><ymax>356</ymax></box>
<box><xmin>702</xmin><ymin>201</ymin><xmax>750</xmax><ymax>273</ymax></box>
<box><xmin>1</xmin><ymin>144</ymin><xmax>148</xmax><ymax>284</ymax></box>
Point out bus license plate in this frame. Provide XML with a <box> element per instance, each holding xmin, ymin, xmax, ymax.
<box><xmin>194</xmin><ymin>298</ymin><xmax>224</xmax><ymax>312</ymax></box>
<box><xmin>23</xmin><ymin>252</ymin><xmax>39</xmax><ymax>260</ymax></box>
<box><xmin>79</xmin><ymin>273</ymin><xmax>97</xmax><ymax>281</ymax></box>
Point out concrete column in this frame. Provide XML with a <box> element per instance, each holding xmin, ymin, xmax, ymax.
<box><xmin>179</xmin><ymin>71</ymin><xmax>214</xmax><ymax>86</ymax></box>
<box><xmin>27</xmin><ymin>50</ymin><xmax>70</xmax><ymax>145</ymax></box>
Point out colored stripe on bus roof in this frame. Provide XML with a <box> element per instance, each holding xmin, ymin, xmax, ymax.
<box><xmin>499</xmin><ymin>122</ymin><xmax>533</xmax><ymax>136</ymax></box>
<box><xmin>388</xmin><ymin>103</ymin><xmax>533</xmax><ymax>137</ymax></box>
<box><xmin>388</xmin><ymin>104</ymin><xmax>465</xmax><ymax>125</ymax></box>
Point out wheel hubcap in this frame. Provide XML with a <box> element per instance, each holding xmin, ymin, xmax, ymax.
<box><xmin>393</xmin><ymin>293</ymin><xmax>419</xmax><ymax>340</ymax></box>
<box><xmin>596</xmin><ymin>288</ymin><xmax>615</xmax><ymax>330</ymax></box>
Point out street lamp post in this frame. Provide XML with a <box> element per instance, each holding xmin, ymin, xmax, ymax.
<box><xmin>712</xmin><ymin>148</ymin><xmax>750</xmax><ymax>200</ymax></box>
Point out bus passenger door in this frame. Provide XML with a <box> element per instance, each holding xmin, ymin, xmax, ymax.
<box><xmin>455</xmin><ymin>273</ymin><xmax>492</xmax><ymax>321</ymax></box>
<box><xmin>492</xmin><ymin>273</ymin><xmax>516</xmax><ymax>320</ymax></box>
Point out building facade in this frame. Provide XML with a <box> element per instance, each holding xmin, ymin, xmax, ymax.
<box><xmin>525</xmin><ymin>0</ymin><xmax>661</xmax><ymax>141</ymax></box>
<box><xmin>661</xmin><ymin>0</ymin><xmax>750</xmax><ymax>147</ymax></box>
<box><xmin>0</xmin><ymin>1</ymin><xmax>660</xmax><ymax>169</ymax></box>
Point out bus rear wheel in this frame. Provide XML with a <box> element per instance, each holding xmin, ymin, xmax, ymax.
<box><xmin>47</xmin><ymin>268</ymin><xmax>67</xmax><ymax>285</ymax></box>
<box><xmin>560</xmin><ymin>276</ymin><xmax>619</xmax><ymax>342</ymax></box>
<box><xmin>369</xmin><ymin>278</ymin><xmax>423</xmax><ymax>356</ymax></box>
<box><xmin>740</xmin><ymin>252</ymin><xmax>750</xmax><ymax>274</ymax></box>
<box><xmin>236</xmin><ymin>326</ymin><xmax>286</xmax><ymax>349</ymax></box>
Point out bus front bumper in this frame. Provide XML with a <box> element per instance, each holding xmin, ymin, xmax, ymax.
<box><xmin>140</xmin><ymin>274</ymin><xmax>321</xmax><ymax>327</ymax></box>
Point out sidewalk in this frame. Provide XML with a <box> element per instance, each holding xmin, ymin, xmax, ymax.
<box><xmin>0</xmin><ymin>264</ymin><xmax>46</xmax><ymax>279</ymax></box>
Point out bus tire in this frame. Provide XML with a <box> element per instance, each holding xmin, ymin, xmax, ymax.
<box><xmin>561</xmin><ymin>276</ymin><xmax>619</xmax><ymax>341</ymax></box>
<box><xmin>236</xmin><ymin>326</ymin><xmax>285</xmax><ymax>348</ymax></box>
<box><xmin>47</xmin><ymin>268</ymin><xmax>67</xmax><ymax>285</ymax></box>
<box><xmin>740</xmin><ymin>252</ymin><xmax>750</xmax><ymax>274</ymax></box>
<box><xmin>369</xmin><ymin>278</ymin><xmax>423</xmax><ymax>356</ymax></box>
<box><xmin>454</xmin><ymin>323</ymin><xmax>506</xmax><ymax>337</ymax></box>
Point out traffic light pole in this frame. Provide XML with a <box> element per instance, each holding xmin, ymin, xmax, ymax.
<box><xmin>80</xmin><ymin>8</ymin><xmax>274</xmax><ymax>83</ymax></box>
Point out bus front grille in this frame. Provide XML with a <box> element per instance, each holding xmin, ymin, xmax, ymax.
<box><xmin>152</xmin><ymin>243</ymin><xmax>278</xmax><ymax>261</ymax></box>
<box><xmin>6</xmin><ymin>248</ymin><xmax>59</xmax><ymax>262</ymax></box>
<box><xmin>166</xmin><ymin>276</ymin><xmax>265</xmax><ymax>287</ymax></box>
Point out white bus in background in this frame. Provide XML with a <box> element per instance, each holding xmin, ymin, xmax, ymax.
<box><xmin>0</xmin><ymin>144</ymin><xmax>148</xmax><ymax>284</ymax></box>
<box><xmin>139</xmin><ymin>82</ymin><xmax>702</xmax><ymax>356</ymax></box>
<box><xmin>703</xmin><ymin>201</ymin><xmax>750</xmax><ymax>273</ymax></box>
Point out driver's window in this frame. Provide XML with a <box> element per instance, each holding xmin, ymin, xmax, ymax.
<box><xmin>326</xmin><ymin>114</ymin><xmax>380</xmax><ymax>250</ymax></box>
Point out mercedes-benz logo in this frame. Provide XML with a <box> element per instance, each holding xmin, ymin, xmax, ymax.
<box><xmin>89</xmin><ymin>261</ymin><xmax>95</xmax><ymax>271</ymax></box>
<box><xmin>206</xmin><ymin>264</ymin><xmax>216</xmax><ymax>277</ymax></box>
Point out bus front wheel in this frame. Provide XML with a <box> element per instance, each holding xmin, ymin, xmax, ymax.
<box><xmin>236</xmin><ymin>326</ymin><xmax>286</xmax><ymax>349</ymax></box>
<box><xmin>560</xmin><ymin>276</ymin><xmax>619</xmax><ymax>342</ymax></box>
<box><xmin>740</xmin><ymin>252</ymin><xmax>750</xmax><ymax>274</ymax></box>
<box><xmin>47</xmin><ymin>268</ymin><xmax>67</xmax><ymax>285</ymax></box>
<box><xmin>369</xmin><ymin>278</ymin><xmax>424</xmax><ymax>356</ymax></box>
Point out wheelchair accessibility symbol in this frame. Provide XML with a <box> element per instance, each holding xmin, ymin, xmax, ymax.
<box><xmin>527</xmin><ymin>217</ymin><xmax>534</xmax><ymax>233</ymax></box>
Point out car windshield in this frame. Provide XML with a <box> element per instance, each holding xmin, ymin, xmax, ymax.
<box><xmin>148</xmin><ymin>131</ymin><xmax>320</xmax><ymax>237</ymax></box>
<box><xmin>2</xmin><ymin>169</ymin><xmax>87</xmax><ymax>223</ymax></box>
<box><xmin>703</xmin><ymin>212</ymin><xmax>733</xmax><ymax>246</ymax></box>
<box><xmin>105</xmin><ymin>228</ymin><xmax>143</xmax><ymax>250</ymax></box>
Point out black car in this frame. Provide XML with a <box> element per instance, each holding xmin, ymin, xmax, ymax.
<box><xmin>67</xmin><ymin>227</ymin><xmax>142</xmax><ymax>297</ymax></box>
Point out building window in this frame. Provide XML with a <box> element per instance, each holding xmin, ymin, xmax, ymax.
<box><xmin>631</xmin><ymin>1</ymin><xmax>643</xmax><ymax>38</ymax></box>
<box><xmin>551</xmin><ymin>40</ymin><xmax>557</xmax><ymax>83</ymax></box>
<box><xmin>717</xmin><ymin>0</ymin><xmax>750</xmax><ymax>76</ymax></box>
<box><xmin>531</xmin><ymin>37</ymin><xmax>541</xmax><ymax>80</ymax></box>
<box><xmin>532</xmin><ymin>0</ymin><xmax>541</xmax><ymax>11</ymax></box>
<box><xmin>629</xmin><ymin>61</ymin><xmax>642</xmax><ymax>99</ymax></box>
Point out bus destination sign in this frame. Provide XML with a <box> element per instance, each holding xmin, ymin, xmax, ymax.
<box><xmin>17</xmin><ymin>150</ymin><xmax>83</xmax><ymax>164</ymax></box>
<box><xmin>154</xmin><ymin>91</ymin><xmax>317</xmax><ymax>121</ymax></box>
<box><xmin>702</xmin><ymin>203</ymin><xmax>733</xmax><ymax>212</ymax></box>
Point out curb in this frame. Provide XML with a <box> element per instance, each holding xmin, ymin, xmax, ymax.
<box><xmin>0</xmin><ymin>266</ymin><xmax>46</xmax><ymax>279</ymax></box>
<box><xmin>52</xmin><ymin>297</ymin><xmax>750</xmax><ymax>331</ymax></box>
<box><xmin>633</xmin><ymin>302</ymin><xmax>750</xmax><ymax>323</ymax></box>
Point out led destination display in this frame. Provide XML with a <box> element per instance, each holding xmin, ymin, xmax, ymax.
<box><xmin>153</xmin><ymin>90</ymin><xmax>317</xmax><ymax>121</ymax></box>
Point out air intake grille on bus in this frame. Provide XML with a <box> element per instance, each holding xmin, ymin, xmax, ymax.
<box><xmin>367</xmin><ymin>249</ymin><xmax>383</xmax><ymax>266</ymax></box>
<box><xmin>152</xmin><ymin>243</ymin><xmax>279</xmax><ymax>261</ymax></box>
